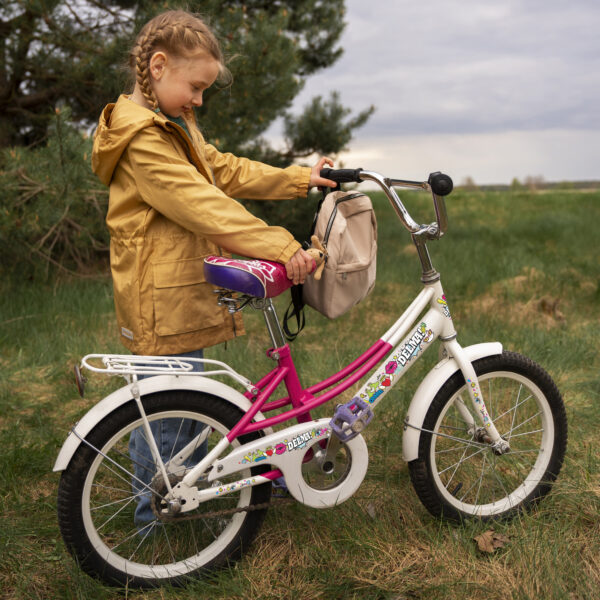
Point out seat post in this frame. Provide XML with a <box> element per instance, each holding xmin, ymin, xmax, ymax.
<box><xmin>260</xmin><ymin>298</ymin><xmax>286</xmax><ymax>348</ymax></box>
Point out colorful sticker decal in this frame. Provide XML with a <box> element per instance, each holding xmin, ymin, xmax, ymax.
<box><xmin>467</xmin><ymin>378</ymin><xmax>492</xmax><ymax>428</ymax></box>
<box><xmin>240</xmin><ymin>426</ymin><xmax>330</xmax><ymax>465</ymax></box>
<box><xmin>360</xmin><ymin>322</ymin><xmax>433</xmax><ymax>405</ymax></box>
<box><xmin>437</xmin><ymin>295</ymin><xmax>451</xmax><ymax>319</ymax></box>
<box><xmin>215</xmin><ymin>477</ymin><xmax>256</xmax><ymax>496</ymax></box>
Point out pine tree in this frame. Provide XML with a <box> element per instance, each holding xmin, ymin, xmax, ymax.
<box><xmin>1</xmin><ymin>0</ymin><xmax>373</xmax><ymax>163</ymax></box>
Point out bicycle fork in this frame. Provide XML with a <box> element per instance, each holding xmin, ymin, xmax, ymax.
<box><xmin>443</xmin><ymin>338</ymin><xmax>510</xmax><ymax>455</ymax></box>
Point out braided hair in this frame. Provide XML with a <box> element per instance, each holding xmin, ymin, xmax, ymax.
<box><xmin>129</xmin><ymin>10</ymin><xmax>228</xmax><ymax>113</ymax></box>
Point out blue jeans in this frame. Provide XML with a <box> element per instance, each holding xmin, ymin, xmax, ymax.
<box><xmin>129</xmin><ymin>350</ymin><xmax>208</xmax><ymax>528</ymax></box>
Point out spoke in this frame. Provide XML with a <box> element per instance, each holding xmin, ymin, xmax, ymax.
<box><xmin>189</xmin><ymin>519</ymin><xmax>199</xmax><ymax>558</ymax></box>
<box><xmin>77</xmin><ymin>431</ymin><xmax>163</xmax><ymax>498</ymax></box>
<box><xmin>90</xmin><ymin>493</ymin><xmax>139</xmax><ymax>512</ymax></box>
<box><xmin>150</xmin><ymin>522</ymin><xmax>159</xmax><ymax>566</ymax></box>
<box><xmin>443</xmin><ymin>436</ymin><xmax>472</xmax><ymax>488</ymax></box>
<box><xmin>100</xmin><ymin>457</ymin><xmax>157</xmax><ymax>497</ymax></box>
<box><xmin>96</xmin><ymin>493</ymin><xmax>138</xmax><ymax>532</ymax></box>
<box><xmin>129</xmin><ymin>445</ymin><xmax>161</xmax><ymax>472</ymax></box>
<box><xmin>128</xmin><ymin>521</ymin><xmax>160</xmax><ymax>561</ymax></box>
<box><xmin>436</xmin><ymin>443</ymin><xmax>475</xmax><ymax>455</ymax></box>
<box><xmin>474</xmin><ymin>453</ymin><xmax>486</xmax><ymax>505</ymax></box>
<box><xmin>507</xmin><ymin>383</ymin><xmax>522</xmax><ymax>441</ymax></box>
<box><xmin>201</xmin><ymin>515</ymin><xmax>221</xmax><ymax>540</ymax></box>
<box><xmin>502</xmin><ymin>448</ymin><xmax>541</xmax><ymax>455</ymax></box>
<box><xmin>169</xmin><ymin>419</ymin><xmax>186</xmax><ymax>463</ymax></box>
<box><xmin>504</xmin><ymin>411</ymin><xmax>542</xmax><ymax>437</ymax></box>
<box><xmin>110</xmin><ymin>522</ymin><xmax>153</xmax><ymax>552</ymax></box>
<box><xmin>161</xmin><ymin>522</ymin><xmax>177</xmax><ymax>564</ymax></box>
<box><xmin>492</xmin><ymin>392</ymin><xmax>534</xmax><ymax>423</ymax></box>
<box><xmin>90</xmin><ymin>482</ymin><xmax>134</xmax><ymax>495</ymax></box>
<box><xmin>506</xmin><ymin>428</ymin><xmax>544</xmax><ymax>440</ymax></box>
<box><xmin>409</xmin><ymin>422</ymin><xmax>488</xmax><ymax>450</ymax></box>
<box><xmin>489</xmin><ymin>458</ymin><xmax>513</xmax><ymax>503</ymax></box>
<box><xmin>458</xmin><ymin>452</ymin><xmax>488</xmax><ymax>503</ymax></box>
<box><xmin>437</xmin><ymin>445</ymin><xmax>487</xmax><ymax>477</ymax></box>
<box><xmin>99</xmin><ymin>460</ymin><xmax>135</xmax><ymax>489</ymax></box>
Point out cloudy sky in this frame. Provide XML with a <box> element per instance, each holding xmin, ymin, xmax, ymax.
<box><xmin>269</xmin><ymin>0</ymin><xmax>600</xmax><ymax>185</ymax></box>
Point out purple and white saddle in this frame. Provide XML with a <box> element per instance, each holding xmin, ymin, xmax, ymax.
<box><xmin>204</xmin><ymin>256</ymin><xmax>293</xmax><ymax>299</ymax></box>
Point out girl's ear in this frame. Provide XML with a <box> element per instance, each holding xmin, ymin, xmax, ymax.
<box><xmin>149</xmin><ymin>51</ymin><xmax>168</xmax><ymax>80</ymax></box>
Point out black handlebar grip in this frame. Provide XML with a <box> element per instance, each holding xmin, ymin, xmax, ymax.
<box><xmin>320</xmin><ymin>168</ymin><xmax>363</xmax><ymax>183</ymax></box>
<box><xmin>428</xmin><ymin>172</ymin><xmax>453</xmax><ymax>196</ymax></box>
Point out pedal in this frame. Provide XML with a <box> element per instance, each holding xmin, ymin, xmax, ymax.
<box><xmin>329</xmin><ymin>397</ymin><xmax>373</xmax><ymax>442</ymax></box>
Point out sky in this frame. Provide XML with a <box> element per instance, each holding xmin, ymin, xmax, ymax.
<box><xmin>267</xmin><ymin>0</ymin><xmax>600</xmax><ymax>185</ymax></box>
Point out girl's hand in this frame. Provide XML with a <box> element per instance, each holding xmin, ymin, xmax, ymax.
<box><xmin>285</xmin><ymin>247</ymin><xmax>315</xmax><ymax>285</ymax></box>
<box><xmin>309</xmin><ymin>156</ymin><xmax>337</xmax><ymax>189</ymax></box>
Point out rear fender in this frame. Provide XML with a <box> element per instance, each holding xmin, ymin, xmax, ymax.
<box><xmin>53</xmin><ymin>375</ymin><xmax>270</xmax><ymax>472</ymax></box>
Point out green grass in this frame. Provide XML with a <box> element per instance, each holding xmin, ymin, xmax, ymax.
<box><xmin>1</xmin><ymin>188</ymin><xmax>599</xmax><ymax>599</ymax></box>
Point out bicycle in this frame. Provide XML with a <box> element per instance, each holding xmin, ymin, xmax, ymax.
<box><xmin>54</xmin><ymin>169</ymin><xmax>567</xmax><ymax>588</ymax></box>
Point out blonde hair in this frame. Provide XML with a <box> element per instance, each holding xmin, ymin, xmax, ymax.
<box><xmin>130</xmin><ymin>10</ymin><xmax>229</xmax><ymax>113</ymax></box>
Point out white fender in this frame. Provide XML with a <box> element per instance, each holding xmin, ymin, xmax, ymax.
<box><xmin>402</xmin><ymin>342</ymin><xmax>503</xmax><ymax>462</ymax></box>
<box><xmin>53</xmin><ymin>375</ymin><xmax>272</xmax><ymax>472</ymax></box>
<box><xmin>209</xmin><ymin>418</ymin><xmax>369</xmax><ymax>508</ymax></box>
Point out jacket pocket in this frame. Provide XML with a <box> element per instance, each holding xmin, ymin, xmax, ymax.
<box><xmin>152</xmin><ymin>257</ymin><xmax>224</xmax><ymax>336</ymax></box>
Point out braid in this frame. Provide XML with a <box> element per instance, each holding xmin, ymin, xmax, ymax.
<box><xmin>132</xmin><ymin>28</ymin><xmax>159</xmax><ymax>111</ymax></box>
<box><xmin>129</xmin><ymin>11</ymin><xmax>228</xmax><ymax>113</ymax></box>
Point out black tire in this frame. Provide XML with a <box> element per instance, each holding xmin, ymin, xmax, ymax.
<box><xmin>57</xmin><ymin>390</ymin><xmax>271</xmax><ymax>588</ymax></box>
<box><xmin>408</xmin><ymin>351</ymin><xmax>567</xmax><ymax>522</ymax></box>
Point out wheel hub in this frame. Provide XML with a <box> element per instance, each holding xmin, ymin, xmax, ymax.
<box><xmin>149</xmin><ymin>472</ymin><xmax>186</xmax><ymax>519</ymax></box>
<box><xmin>473</xmin><ymin>427</ymin><xmax>511</xmax><ymax>455</ymax></box>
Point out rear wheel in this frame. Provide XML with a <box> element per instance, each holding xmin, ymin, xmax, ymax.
<box><xmin>408</xmin><ymin>352</ymin><xmax>567</xmax><ymax>521</ymax></box>
<box><xmin>57</xmin><ymin>390</ymin><xmax>270</xmax><ymax>588</ymax></box>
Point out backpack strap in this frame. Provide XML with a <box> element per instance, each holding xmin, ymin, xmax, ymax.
<box><xmin>283</xmin><ymin>284</ymin><xmax>305</xmax><ymax>341</ymax></box>
<box><xmin>323</xmin><ymin>192</ymin><xmax>365</xmax><ymax>244</ymax></box>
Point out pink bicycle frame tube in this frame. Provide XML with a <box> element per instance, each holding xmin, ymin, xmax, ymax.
<box><xmin>255</xmin><ymin>339</ymin><xmax>389</xmax><ymax>412</ymax></box>
<box><xmin>230</xmin><ymin>339</ymin><xmax>392</xmax><ymax>439</ymax></box>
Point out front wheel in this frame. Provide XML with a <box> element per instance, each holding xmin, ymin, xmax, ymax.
<box><xmin>57</xmin><ymin>390</ymin><xmax>271</xmax><ymax>588</ymax></box>
<box><xmin>408</xmin><ymin>351</ymin><xmax>567</xmax><ymax>522</ymax></box>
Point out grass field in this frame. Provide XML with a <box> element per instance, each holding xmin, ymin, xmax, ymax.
<box><xmin>1</xmin><ymin>187</ymin><xmax>599</xmax><ymax>599</ymax></box>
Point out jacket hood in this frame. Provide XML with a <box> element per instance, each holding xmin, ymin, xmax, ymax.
<box><xmin>92</xmin><ymin>95</ymin><xmax>159</xmax><ymax>185</ymax></box>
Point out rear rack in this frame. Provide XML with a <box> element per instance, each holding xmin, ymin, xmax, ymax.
<box><xmin>80</xmin><ymin>354</ymin><xmax>256</xmax><ymax>393</ymax></box>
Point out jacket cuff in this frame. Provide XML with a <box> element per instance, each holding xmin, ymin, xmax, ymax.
<box><xmin>277</xmin><ymin>239</ymin><xmax>302</xmax><ymax>263</ymax></box>
<box><xmin>295</xmin><ymin>166</ymin><xmax>312</xmax><ymax>197</ymax></box>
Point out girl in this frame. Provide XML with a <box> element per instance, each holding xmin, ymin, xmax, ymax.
<box><xmin>91</xmin><ymin>9</ymin><xmax>335</xmax><ymax>528</ymax></box>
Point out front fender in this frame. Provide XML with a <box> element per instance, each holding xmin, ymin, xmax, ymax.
<box><xmin>402</xmin><ymin>342</ymin><xmax>502</xmax><ymax>462</ymax></box>
<box><xmin>53</xmin><ymin>375</ymin><xmax>271</xmax><ymax>472</ymax></box>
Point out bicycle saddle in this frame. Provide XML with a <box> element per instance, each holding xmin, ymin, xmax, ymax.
<box><xmin>204</xmin><ymin>256</ymin><xmax>293</xmax><ymax>298</ymax></box>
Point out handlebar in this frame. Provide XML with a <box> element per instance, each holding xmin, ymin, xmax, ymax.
<box><xmin>319</xmin><ymin>168</ymin><xmax>453</xmax><ymax>240</ymax></box>
<box><xmin>428</xmin><ymin>172</ymin><xmax>453</xmax><ymax>196</ymax></box>
<box><xmin>320</xmin><ymin>168</ymin><xmax>363</xmax><ymax>184</ymax></box>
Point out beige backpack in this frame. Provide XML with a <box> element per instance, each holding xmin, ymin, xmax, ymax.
<box><xmin>303</xmin><ymin>189</ymin><xmax>377</xmax><ymax>319</ymax></box>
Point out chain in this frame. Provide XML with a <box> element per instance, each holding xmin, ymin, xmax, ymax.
<box><xmin>152</xmin><ymin>496</ymin><xmax>295</xmax><ymax>523</ymax></box>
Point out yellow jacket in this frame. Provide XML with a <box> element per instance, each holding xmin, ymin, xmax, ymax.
<box><xmin>92</xmin><ymin>95</ymin><xmax>311</xmax><ymax>355</ymax></box>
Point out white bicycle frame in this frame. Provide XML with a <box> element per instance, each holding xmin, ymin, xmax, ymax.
<box><xmin>53</xmin><ymin>170</ymin><xmax>507</xmax><ymax>513</ymax></box>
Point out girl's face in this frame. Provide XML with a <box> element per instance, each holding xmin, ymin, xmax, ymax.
<box><xmin>150</xmin><ymin>51</ymin><xmax>220</xmax><ymax>117</ymax></box>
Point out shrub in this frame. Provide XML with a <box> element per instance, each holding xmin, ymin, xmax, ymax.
<box><xmin>0</xmin><ymin>108</ymin><xmax>109</xmax><ymax>279</ymax></box>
